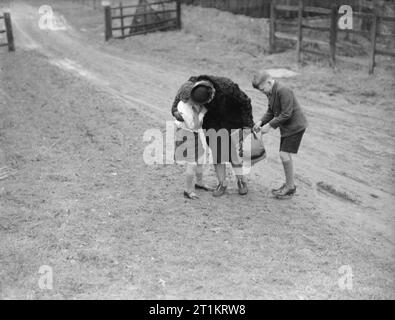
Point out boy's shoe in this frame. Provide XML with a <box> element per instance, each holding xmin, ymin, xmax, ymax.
<box><xmin>237</xmin><ymin>179</ymin><xmax>248</xmax><ymax>195</ymax></box>
<box><xmin>273</xmin><ymin>185</ymin><xmax>297</xmax><ymax>198</ymax></box>
<box><xmin>213</xmin><ymin>183</ymin><xmax>227</xmax><ymax>197</ymax></box>
<box><xmin>271</xmin><ymin>183</ymin><xmax>286</xmax><ymax>194</ymax></box>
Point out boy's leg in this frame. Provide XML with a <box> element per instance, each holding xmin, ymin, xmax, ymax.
<box><xmin>272</xmin><ymin>151</ymin><xmax>296</xmax><ymax>197</ymax></box>
<box><xmin>273</xmin><ymin>130</ymin><xmax>305</xmax><ymax>197</ymax></box>
<box><xmin>280</xmin><ymin>151</ymin><xmax>295</xmax><ymax>189</ymax></box>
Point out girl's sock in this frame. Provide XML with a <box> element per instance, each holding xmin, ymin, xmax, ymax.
<box><xmin>195</xmin><ymin>165</ymin><xmax>204</xmax><ymax>185</ymax></box>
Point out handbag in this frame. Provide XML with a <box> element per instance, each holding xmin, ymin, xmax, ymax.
<box><xmin>242</xmin><ymin>130</ymin><xmax>266</xmax><ymax>165</ymax></box>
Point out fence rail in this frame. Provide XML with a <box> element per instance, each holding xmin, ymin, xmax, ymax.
<box><xmin>112</xmin><ymin>0</ymin><xmax>177</xmax><ymax>10</ymax></box>
<box><xmin>181</xmin><ymin>0</ymin><xmax>271</xmax><ymax>18</ymax></box>
<box><xmin>105</xmin><ymin>0</ymin><xmax>181</xmax><ymax>40</ymax></box>
<box><xmin>71</xmin><ymin>0</ymin><xmax>101</xmax><ymax>10</ymax></box>
<box><xmin>0</xmin><ymin>12</ymin><xmax>15</xmax><ymax>52</ymax></box>
<box><xmin>269</xmin><ymin>0</ymin><xmax>395</xmax><ymax>74</ymax></box>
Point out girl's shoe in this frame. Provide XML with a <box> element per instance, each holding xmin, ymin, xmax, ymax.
<box><xmin>195</xmin><ymin>183</ymin><xmax>214</xmax><ymax>192</ymax></box>
<box><xmin>183</xmin><ymin>191</ymin><xmax>199</xmax><ymax>200</ymax></box>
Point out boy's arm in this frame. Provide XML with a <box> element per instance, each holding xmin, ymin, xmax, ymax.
<box><xmin>260</xmin><ymin>107</ymin><xmax>274</xmax><ymax>125</ymax></box>
<box><xmin>268</xmin><ymin>88</ymin><xmax>294</xmax><ymax>129</ymax></box>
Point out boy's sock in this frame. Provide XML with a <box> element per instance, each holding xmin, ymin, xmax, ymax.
<box><xmin>282</xmin><ymin>159</ymin><xmax>295</xmax><ymax>189</ymax></box>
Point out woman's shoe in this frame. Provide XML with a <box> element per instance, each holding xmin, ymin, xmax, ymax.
<box><xmin>213</xmin><ymin>183</ymin><xmax>227</xmax><ymax>197</ymax></box>
<box><xmin>237</xmin><ymin>179</ymin><xmax>248</xmax><ymax>195</ymax></box>
<box><xmin>183</xmin><ymin>191</ymin><xmax>199</xmax><ymax>200</ymax></box>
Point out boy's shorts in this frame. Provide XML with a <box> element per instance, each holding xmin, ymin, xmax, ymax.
<box><xmin>280</xmin><ymin>129</ymin><xmax>305</xmax><ymax>154</ymax></box>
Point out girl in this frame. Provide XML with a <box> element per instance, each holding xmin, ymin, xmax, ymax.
<box><xmin>174</xmin><ymin>98</ymin><xmax>212</xmax><ymax>200</ymax></box>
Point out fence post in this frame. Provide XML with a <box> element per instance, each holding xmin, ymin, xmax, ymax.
<box><xmin>4</xmin><ymin>13</ymin><xmax>15</xmax><ymax>52</ymax></box>
<box><xmin>143</xmin><ymin>6</ymin><xmax>147</xmax><ymax>34</ymax></box>
<box><xmin>104</xmin><ymin>5</ymin><xmax>112</xmax><ymax>41</ymax></box>
<box><xmin>120</xmin><ymin>2</ymin><xmax>124</xmax><ymax>38</ymax></box>
<box><xmin>176</xmin><ymin>0</ymin><xmax>182</xmax><ymax>29</ymax></box>
<box><xmin>269</xmin><ymin>0</ymin><xmax>275</xmax><ymax>53</ymax></box>
<box><xmin>329</xmin><ymin>4</ymin><xmax>337</xmax><ymax>67</ymax></box>
<box><xmin>296</xmin><ymin>0</ymin><xmax>303</xmax><ymax>63</ymax></box>
<box><xmin>369</xmin><ymin>2</ymin><xmax>378</xmax><ymax>74</ymax></box>
<box><xmin>243</xmin><ymin>0</ymin><xmax>248</xmax><ymax>16</ymax></box>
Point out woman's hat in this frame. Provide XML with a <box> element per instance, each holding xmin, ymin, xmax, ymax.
<box><xmin>190</xmin><ymin>81</ymin><xmax>215</xmax><ymax>104</ymax></box>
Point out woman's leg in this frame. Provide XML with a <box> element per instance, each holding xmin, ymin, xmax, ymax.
<box><xmin>214</xmin><ymin>163</ymin><xmax>226</xmax><ymax>185</ymax></box>
<box><xmin>212</xmin><ymin>163</ymin><xmax>227</xmax><ymax>197</ymax></box>
<box><xmin>232</xmin><ymin>164</ymin><xmax>248</xmax><ymax>195</ymax></box>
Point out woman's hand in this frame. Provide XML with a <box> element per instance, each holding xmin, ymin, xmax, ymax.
<box><xmin>173</xmin><ymin>111</ymin><xmax>184</xmax><ymax>122</ymax></box>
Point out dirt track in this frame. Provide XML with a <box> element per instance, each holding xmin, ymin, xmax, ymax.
<box><xmin>0</xmin><ymin>0</ymin><xmax>394</xmax><ymax>299</ymax></box>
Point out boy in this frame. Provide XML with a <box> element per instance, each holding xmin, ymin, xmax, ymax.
<box><xmin>252</xmin><ymin>71</ymin><xmax>308</xmax><ymax>198</ymax></box>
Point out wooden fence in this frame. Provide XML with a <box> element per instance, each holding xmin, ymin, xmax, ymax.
<box><xmin>71</xmin><ymin>0</ymin><xmax>102</xmax><ymax>9</ymax></box>
<box><xmin>181</xmin><ymin>0</ymin><xmax>272</xmax><ymax>18</ymax></box>
<box><xmin>270</xmin><ymin>0</ymin><xmax>395</xmax><ymax>74</ymax></box>
<box><xmin>180</xmin><ymin>0</ymin><xmax>352</xmax><ymax>19</ymax></box>
<box><xmin>0</xmin><ymin>12</ymin><xmax>15</xmax><ymax>52</ymax></box>
<box><xmin>105</xmin><ymin>0</ymin><xmax>181</xmax><ymax>40</ymax></box>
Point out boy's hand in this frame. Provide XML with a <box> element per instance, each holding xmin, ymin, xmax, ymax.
<box><xmin>253</xmin><ymin>121</ymin><xmax>262</xmax><ymax>132</ymax></box>
<box><xmin>174</xmin><ymin>111</ymin><xmax>184</xmax><ymax>122</ymax></box>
